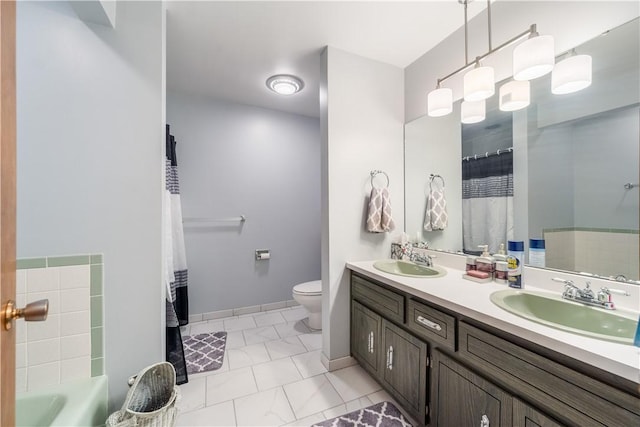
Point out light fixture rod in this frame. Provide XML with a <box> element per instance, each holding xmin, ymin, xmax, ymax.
<box><xmin>486</xmin><ymin>0</ymin><xmax>493</xmax><ymax>51</ymax></box>
<box><xmin>464</xmin><ymin>0</ymin><xmax>469</xmax><ymax>64</ymax></box>
<box><xmin>437</xmin><ymin>24</ymin><xmax>536</xmax><ymax>86</ymax></box>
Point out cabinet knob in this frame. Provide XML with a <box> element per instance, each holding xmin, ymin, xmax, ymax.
<box><xmin>480</xmin><ymin>414</ymin><xmax>490</xmax><ymax>427</ymax></box>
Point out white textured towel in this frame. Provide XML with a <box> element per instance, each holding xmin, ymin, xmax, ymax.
<box><xmin>424</xmin><ymin>187</ymin><xmax>448</xmax><ymax>231</ymax></box>
<box><xmin>367</xmin><ymin>187</ymin><xmax>395</xmax><ymax>233</ymax></box>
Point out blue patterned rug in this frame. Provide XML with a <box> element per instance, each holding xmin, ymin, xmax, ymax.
<box><xmin>312</xmin><ymin>401</ymin><xmax>412</xmax><ymax>427</ymax></box>
<box><xmin>183</xmin><ymin>332</ymin><xmax>227</xmax><ymax>374</ymax></box>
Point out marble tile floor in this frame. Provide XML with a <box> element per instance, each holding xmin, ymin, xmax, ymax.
<box><xmin>176</xmin><ymin>305</ymin><xmax>404</xmax><ymax>426</ymax></box>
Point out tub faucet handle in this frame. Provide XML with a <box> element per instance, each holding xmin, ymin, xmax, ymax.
<box><xmin>2</xmin><ymin>299</ymin><xmax>49</xmax><ymax>331</ymax></box>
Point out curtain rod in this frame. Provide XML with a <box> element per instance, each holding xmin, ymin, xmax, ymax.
<box><xmin>462</xmin><ymin>147</ymin><xmax>513</xmax><ymax>161</ymax></box>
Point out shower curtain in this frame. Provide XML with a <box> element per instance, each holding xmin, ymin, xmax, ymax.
<box><xmin>462</xmin><ymin>151</ymin><xmax>514</xmax><ymax>254</ymax></box>
<box><xmin>165</xmin><ymin>124</ymin><xmax>189</xmax><ymax>385</ymax></box>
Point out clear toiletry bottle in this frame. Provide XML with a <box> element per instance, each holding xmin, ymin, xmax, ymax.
<box><xmin>475</xmin><ymin>245</ymin><xmax>495</xmax><ymax>280</ymax></box>
<box><xmin>466</xmin><ymin>255</ymin><xmax>477</xmax><ymax>272</ymax></box>
<box><xmin>494</xmin><ymin>261</ymin><xmax>508</xmax><ymax>284</ymax></box>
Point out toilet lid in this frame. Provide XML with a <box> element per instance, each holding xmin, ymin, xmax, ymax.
<box><xmin>293</xmin><ymin>280</ymin><xmax>321</xmax><ymax>295</ymax></box>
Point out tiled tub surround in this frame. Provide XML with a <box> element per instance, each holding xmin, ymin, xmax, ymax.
<box><xmin>16</xmin><ymin>254</ymin><xmax>105</xmax><ymax>392</ymax></box>
<box><xmin>544</xmin><ymin>228</ymin><xmax>639</xmax><ymax>279</ymax></box>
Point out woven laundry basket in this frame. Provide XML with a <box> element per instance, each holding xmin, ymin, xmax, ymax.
<box><xmin>106</xmin><ymin>362</ymin><xmax>181</xmax><ymax>427</ymax></box>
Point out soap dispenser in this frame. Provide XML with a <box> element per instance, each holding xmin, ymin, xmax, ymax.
<box><xmin>475</xmin><ymin>245</ymin><xmax>495</xmax><ymax>279</ymax></box>
<box><xmin>494</xmin><ymin>243</ymin><xmax>507</xmax><ymax>262</ymax></box>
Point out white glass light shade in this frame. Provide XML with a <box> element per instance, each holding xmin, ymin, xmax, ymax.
<box><xmin>552</xmin><ymin>54</ymin><xmax>592</xmax><ymax>94</ymax></box>
<box><xmin>427</xmin><ymin>87</ymin><xmax>453</xmax><ymax>117</ymax></box>
<box><xmin>499</xmin><ymin>80</ymin><xmax>530</xmax><ymax>111</ymax></box>
<box><xmin>513</xmin><ymin>35</ymin><xmax>555</xmax><ymax>80</ymax></box>
<box><xmin>461</xmin><ymin>100</ymin><xmax>486</xmax><ymax>124</ymax></box>
<box><xmin>463</xmin><ymin>66</ymin><xmax>495</xmax><ymax>101</ymax></box>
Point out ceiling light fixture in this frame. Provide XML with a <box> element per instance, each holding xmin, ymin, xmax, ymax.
<box><xmin>266</xmin><ymin>74</ymin><xmax>304</xmax><ymax>95</ymax></box>
<box><xmin>427</xmin><ymin>85</ymin><xmax>453</xmax><ymax>117</ymax></box>
<box><xmin>551</xmin><ymin>50</ymin><xmax>592</xmax><ymax>95</ymax></box>
<box><xmin>461</xmin><ymin>100</ymin><xmax>486</xmax><ymax>124</ymax></box>
<box><xmin>499</xmin><ymin>80</ymin><xmax>530</xmax><ymax>111</ymax></box>
<box><xmin>427</xmin><ymin>0</ymin><xmax>588</xmax><ymax>122</ymax></box>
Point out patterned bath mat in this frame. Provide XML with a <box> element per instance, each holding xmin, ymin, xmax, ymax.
<box><xmin>183</xmin><ymin>332</ymin><xmax>227</xmax><ymax>374</ymax></box>
<box><xmin>312</xmin><ymin>401</ymin><xmax>412</xmax><ymax>427</ymax></box>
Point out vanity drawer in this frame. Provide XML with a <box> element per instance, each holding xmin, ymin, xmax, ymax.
<box><xmin>351</xmin><ymin>274</ymin><xmax>404</xmax><ymax>324</ymax></box>
<box><xmin>458</xmin><ymin>321</ymin><xmax>640</xmax><ymax>427</ymax></box>
<box><xmin>406</xmin><ymin>298</ymin><xmax>456</xmax><ymax>350</ymax></box>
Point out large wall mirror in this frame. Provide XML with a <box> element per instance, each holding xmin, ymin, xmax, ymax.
<box><xmin>405</xmin><ymin>17</ymin><xmax>639</xmax><ymax>282</ymax></box>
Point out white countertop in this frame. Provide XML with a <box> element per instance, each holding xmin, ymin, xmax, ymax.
<box><xmin>346</xmin><ymin>260</ymin><xmax>640</xmax><ymax>384</ymax></box>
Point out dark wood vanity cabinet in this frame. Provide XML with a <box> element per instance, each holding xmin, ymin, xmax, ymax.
<box><xmin>351</xmin><ymin>299</ymin><xmax>428</xmax><ymax>423</ymax></box>
<box><xmin>349</xmin><ymin>271</ymin><xmax>640</xmax><ymax>427</ymax></box>
<box><xmin>432</xmin><ymin>350</ymin><xmax>512</xmax><ymax>427</ymax></box>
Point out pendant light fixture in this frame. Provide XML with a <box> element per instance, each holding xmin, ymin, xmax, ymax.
<box><xmin>499</xmin><ymin>80</ymin><xmax>530</xmax><ymax>111</ymax></box>
<box><xmin>513</xmin><ymin>32</ymin><xmax>555</xmax><ymax>81</ymax></box>
<box><xmin>552</xmin><ymin>50</ymin><xmax>592</xmax><ymax>94</ymax></box>
<box><xmin>461</xmin><ymin>100</ymin><xmax>486</xmax><ymax>124</ymax></box>
<box><xmin>427</xmin><ymin>85</ymin><xmax>453</xmax><ymax>117</ymax></box>
<box><xmin>464</xmin><ymin>60</ymin><xmax>495</xmax><ymax>101</ymax></box>
<box><xmin>426</xmin><ymin>0</ymin><xmax>594</xmax><ymax>123</ymax></box>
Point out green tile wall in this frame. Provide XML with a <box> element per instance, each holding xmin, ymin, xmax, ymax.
<box><xmin>17</xmin><ymin>253</ymin><xmax>105</xmax><ymax>377</ymax></box>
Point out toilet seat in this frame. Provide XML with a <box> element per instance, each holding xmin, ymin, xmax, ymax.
<box><xmin>293</xmin><ymin>280</ymin><xmax>321</xmax><ymax>296</ymax></box>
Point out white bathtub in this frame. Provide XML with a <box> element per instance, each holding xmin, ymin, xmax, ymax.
<box><xmin>16</xmin><ymin>376</ymin><xmax>108</xmax><ymax>426</ymax></box>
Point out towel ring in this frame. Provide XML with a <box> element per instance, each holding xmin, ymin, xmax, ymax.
<box><xmin>429</xmin><ymin>174</ymin><xmax>445</xmax><ymax>188</ymax></box>
<box><xmin>370</xmin><ymin>170</ymin><xmax>389</xmax><ymax>189</ymax></box>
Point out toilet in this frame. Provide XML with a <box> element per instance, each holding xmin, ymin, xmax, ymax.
<box><xmin>292</xmin><ymin>280</ymin><xmax>322</xmax><ymax>330</ymax></box>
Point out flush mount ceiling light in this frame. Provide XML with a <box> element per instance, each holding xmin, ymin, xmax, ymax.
<box><xmin>266</xmin><ymin>74</ymin><xmax>304</xmax><ymax>95</ymax></box>
<box><xmin>427</xmin><ymin>0</ymin><xmax>587</xmax><ymax>123</ymax></box>
<box><xmin>551</xmin><ymin>50</ymin><xmax>592</xmax><ymax>95</ymax></box>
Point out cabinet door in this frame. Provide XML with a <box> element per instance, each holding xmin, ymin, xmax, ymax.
<box><xmin>432</xmin><ymin>350</ymin><xmax>512</xmax><ymax>427</ymax></box>
<box><xmin>513</xmin><ymin>399</ymin><xmax>565</xmax><ymax>427</ymax></box>
<box><xmin>351</xmin><ymin>300</ymin><xmax>381</xmax><ymax>375</ymax></box>
<box><xmin>381</xmin><ymin>319</ymin><xmax>428</xmax><ymax>422</ymax></box>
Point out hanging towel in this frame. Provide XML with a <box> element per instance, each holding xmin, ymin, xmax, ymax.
<box><xmin>424</xmin><ymin>186</ymin><xmax>448</xmax><ymax>231</ymax></box>
<box><xmin>367</xmin><ymin>187</ymin><xmax>395</xmax><ymax>233</ymax></box>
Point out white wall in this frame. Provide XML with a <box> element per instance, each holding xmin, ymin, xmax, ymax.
<box><xmin>167</xmin><ymin>93</ymin><xmax>321</xmax><ymax>314</ymax></box>
<box><xmin>405</xmin><ymin>1</ymin><xmax>640</xmax><ymax>122</ymax></box>
<box><xmin>404</xmin><ymin>113</ymin><xmax>462</xmax><ymax>251</ymax></box>
<box><xmin>321</xmin><ymin>47</ymin><xmax>404</xmax><ymax>363</ymax></box>
<box><xmin>17</xmin><ymin>1</ymin><xmax>165</xmax><ymax>408</ymax></box>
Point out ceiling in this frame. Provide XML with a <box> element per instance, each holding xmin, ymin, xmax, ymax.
<box><xmin>166</xmin><ymin>1</ymin><xmax>488</xmax><ymax>118</ymax></box>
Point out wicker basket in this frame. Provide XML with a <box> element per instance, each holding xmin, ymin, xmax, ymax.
<box><xmin>106</xmin><ymin>362</ymin><xmax>181</xmax><ymax>427</ymax></box>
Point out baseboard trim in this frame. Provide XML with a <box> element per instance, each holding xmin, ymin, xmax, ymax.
<box><xmin>321</xmin><ymin>353</ymin><xmax>357</xmax><ymax>371</ymax></box>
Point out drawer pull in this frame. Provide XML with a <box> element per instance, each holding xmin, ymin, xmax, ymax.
<box><xmin>480</xmin><ymin>414</ymin><xmax>489</xmax><ymax>427</ymax></box>
<box><xmin>386</xmin><ymin>346</ymin><xmax>394</xmax><ymax>370</ymax></box>
<box><xmin>417</xmin><ymin>315</ymin><xmax>442</xmax><ymax>331</ymax></box>
<box><xmin>369</xmin><ymin>331</ymin><xmax>375</xmax><ymax>353</ymax></box>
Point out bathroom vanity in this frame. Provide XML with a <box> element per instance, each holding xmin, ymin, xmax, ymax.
<box><xmin>347</xmin><ymin>261</ymin><xmax>640</xmax><ymax>427</ymax></box>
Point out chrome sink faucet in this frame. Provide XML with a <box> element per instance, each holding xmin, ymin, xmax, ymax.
<box><xmin>552</xmin><ymin>278</ymin><xmax>630</xmax><ymax>310</ymax></box>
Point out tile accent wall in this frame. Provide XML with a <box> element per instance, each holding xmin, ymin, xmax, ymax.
<box><xmin>545</xmin><ymin>228</ymin><xmax>639</xmax><ymax>279</ymax></box>
<box><xmin>16</xmin><ymin>254</ymin><xmax>105</xmax><ymax>392</ymax></box>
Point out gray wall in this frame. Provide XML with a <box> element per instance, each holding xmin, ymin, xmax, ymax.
<box><xmin>167</xmin><ymin>93</ymin><xmax>321</xmax><ymax>314</ymax></box>
<box><xmin>17</xmin><ymin>1</ymin><xmax>165</xmax><ymax>408</ymax></box>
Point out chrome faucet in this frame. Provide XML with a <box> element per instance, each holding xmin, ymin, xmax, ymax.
<box><xmin>411</xmin><ymin>253</ymin><xmax>434</xmax><ymax>267</ymax></box>
<box><xmin>552</xmin><ymin>278</ymin><xmax>630</xmax><ymax>310</ymax></box>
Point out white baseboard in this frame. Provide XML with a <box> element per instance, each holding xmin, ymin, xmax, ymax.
<box><xmin>321</xmin><ymin>353</ymin><xmax>357</xmax><ymax>371</ymax></box>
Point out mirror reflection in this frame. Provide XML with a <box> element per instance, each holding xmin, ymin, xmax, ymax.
<box><xmin>405</xmin><ymin>18</ymin><xmax>639</xmax><ymax>282</ymax></box>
